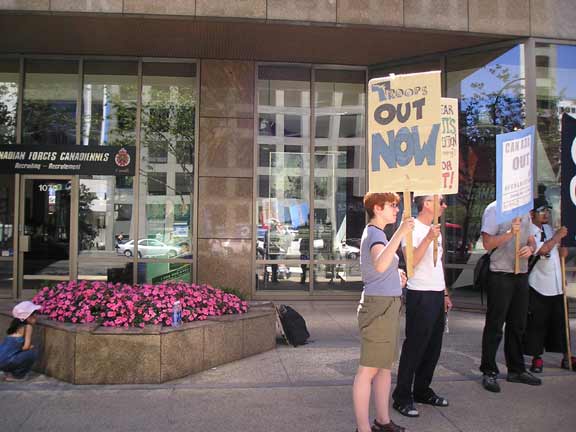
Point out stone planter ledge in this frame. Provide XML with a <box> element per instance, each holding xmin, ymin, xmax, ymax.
<box><xmin>0</xmin><ymin>302</ymin><xmax>276</xmax><ymax>385</ymax></box>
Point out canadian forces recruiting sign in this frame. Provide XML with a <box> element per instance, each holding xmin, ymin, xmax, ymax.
<box><xmin>368</xmin><ymin>71</ymin><xmax>442</xmax><ymax>193</ymax></box>
<box><xmin>0</xmin><ymin>145</ymin><xmax>136</xmax><ymax>176</ymax></box>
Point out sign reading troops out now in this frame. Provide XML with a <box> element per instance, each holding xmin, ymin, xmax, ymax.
<box><xmin>368</xmin><ymin>71</ymin><xmax>442</xmax><ymax>193</ymax></box>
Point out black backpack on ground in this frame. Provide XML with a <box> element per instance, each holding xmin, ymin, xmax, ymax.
<box><xmin>277</xmin><ymin>304</ymin><xmax>310</xmax><ymax>347</ymax></box>
<box><xmin>473</xmin><ymin>249</ymin><xmax>495</xmax><ymax>305</ymax></box>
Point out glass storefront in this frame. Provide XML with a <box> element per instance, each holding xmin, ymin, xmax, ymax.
<box><xmin>535</xmin><ymin>43</ymin><xmax>576</xmax><ymax>286</ymax></box>
<box><xmin>444</xmin><ymin>45</ymin><xmax>526</xmax><ymax>303</ymax></box>
<box><xmin>0</xmin><ymin>40</ymin><xmax>574</xmax><ymax>299</ymax></box>
<box><xmin>255</xmin><ymin>65</ymin><xmax>366</xmax><ymax>292</ymax></box>
<box><xmin>1</xmin><ymin>58</ymin><xmax>197</xmax><ymax>297</ymax></box>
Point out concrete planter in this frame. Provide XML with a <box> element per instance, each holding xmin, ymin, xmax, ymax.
<box><xmin>0</xmin><ymin>302</ymin><xmax>276</xmax><ymax>384</ymax></box>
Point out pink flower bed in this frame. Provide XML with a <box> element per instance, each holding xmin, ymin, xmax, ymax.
<box><xmin>32</xmin><ymin>281</ymin><xmax>248</xmax><ymax>328</ymax></box>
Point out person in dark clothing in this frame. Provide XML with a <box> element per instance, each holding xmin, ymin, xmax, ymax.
<box><xmin>392</xmin><ymin>195</ymin><xmax>452</xmax><ymax>418</ymax></box>
<box><xmin>524</xmin><ymin>198</ymin><xmax>575</xmax><ymax>372</ymax></box>
<box><xmin>479</xmin><ymin>201</ymin><xmax>541</xmax><ymax>393</ymax></box>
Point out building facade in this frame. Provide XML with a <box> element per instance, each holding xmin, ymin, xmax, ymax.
<box><xmin>0</xmin><ymin>0</ymin><xmax>575</xmax><ymax>303</ymax></box>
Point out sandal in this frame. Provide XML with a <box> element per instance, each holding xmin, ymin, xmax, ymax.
<box><xmin>392</xmin><ymin>401</ymin><xmax>419</xmax><ymax>417</ymax></box>
<box><xmin>373</xmin><ymin>419</ymin><xmax>405</xmax><ymax>432</ymax></box>
<box><xmin>414</xmin><ymin>394</ymin><xmax>449</xmax><ymax>407</ymax></box>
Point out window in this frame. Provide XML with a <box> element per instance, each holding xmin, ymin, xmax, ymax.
<box><xmin>22</xmin><ymin>60</ymin><xmax>78</xmax><ymax>146</ymax></box>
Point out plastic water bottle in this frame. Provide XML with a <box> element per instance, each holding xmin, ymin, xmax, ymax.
<box><xmin>445</xmin><ymin>312</ymin><xmax>450</xmax><ymax>334</ymax></box>
<box><xmin>172</xmin><ymin>301</ymin><xmax>182</xmax><ymax>327</ymax></box>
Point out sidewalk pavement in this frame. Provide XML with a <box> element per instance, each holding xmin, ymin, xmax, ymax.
<box><xmin>1</xmin><ymin>301</ymin><xmax>575</xmax><ymax>432</ymax></box>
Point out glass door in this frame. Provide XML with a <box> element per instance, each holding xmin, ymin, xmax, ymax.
<box><xmin>18</xmin><ymin>176</ymin><xmax>73</xmax><ymax>297</ymax></box>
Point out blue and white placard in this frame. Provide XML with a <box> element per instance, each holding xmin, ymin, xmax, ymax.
<box><xmin>495</xmin><ymin>126</ymin><xmax>535</xmax><ymax>224</ymax></box>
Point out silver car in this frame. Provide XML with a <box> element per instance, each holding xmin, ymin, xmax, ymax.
<box><xmin>118</xmin><ymin>239</ymin><xmax>180</xmax><ymax>258</ymax></box>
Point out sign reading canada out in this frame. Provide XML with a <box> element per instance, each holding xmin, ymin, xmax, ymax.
<box><xmin>0</xmin><ymin>145</ymin><xmax>136</xmax><ymax>176</ymax></box>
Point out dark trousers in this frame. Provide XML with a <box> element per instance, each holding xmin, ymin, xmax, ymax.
<box><xmin>393</xmin><ymin>290</ymin><xmax>445</xmax><ymax>405</ymax></box>
<box><xmin>1</xmin><ymin>349</ymin><xmax>37</xmax><ymax>378</ymax></box>
<box><xmin>480</xmin><ymin>272</ymin><xmax>529</xmax><ymax>375</ymax></box>
<box><xmin>523</xmin><ymin>289</ymin><xmax>566</xmax><ymax>356</ymax></box>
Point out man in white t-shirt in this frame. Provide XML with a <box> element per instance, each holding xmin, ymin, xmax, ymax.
<box><xmin>523</xmin><ymin>197</ymin><xmax>574</xmax><ymax>372</ymax></box>
<box><xmin>392</xmin><ymin>195</ymin><xmax>452</xmax><ymax>418</ymax></box>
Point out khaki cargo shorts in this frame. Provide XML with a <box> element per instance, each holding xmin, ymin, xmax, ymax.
<box><xmin>357</xmin><ymin>295</ymin><xmax>401</xmax><ymax>369</ymax></box>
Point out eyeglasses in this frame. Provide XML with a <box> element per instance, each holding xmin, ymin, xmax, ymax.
<box><xmin>536</xmin><ymin>207</ymin><xmax>550</xmax><ymax>214</ymax></box>
<box><xmin>425</xmin><ymin>198</ymin><xmax>446</xmax><ymax>206</ymax></box>
<box><xmin>385</xmin><ymin>202</ymin><xmax>399</xmax><ymax>209</ymax></box>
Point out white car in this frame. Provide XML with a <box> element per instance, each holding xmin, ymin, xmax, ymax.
<box><xmin>118</xmin><ymin>239</ymin><xmax>180</xmax><ymax>258</ymax></box>
<box><xmin>339</xmin><ymin>242</ymin><xmax>360</xmax><ymax>260</ymax></box>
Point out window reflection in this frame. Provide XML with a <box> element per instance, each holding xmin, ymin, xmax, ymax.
<box><xmin>138</xmin><ymin>63</ymin><xmax>196</xmax><ymax>258</ymax></box>
<box><xmin>535</xmin><ymin>43</ymin><xmax>576</xmax><ymax>267</ymax></box>
<box><xmin>313</xmin><ymin>69</ymin><xmax>366</xmax><ymax>261</ymax></box>
<box><xmin>256</xmin><ymin>66</ymin><xmax>311</xmax><ymax>290</ymax></box>
<box><xmin>445</xmin><ymin>46</ymin><xmax>525</xmax><ymax>266</ymax></box>
<box><xmin>82</xmin><ymin>61</ymin><xmax>138</xmax><ymax>147</ymax></box>
<box><xmin>22</xmin><ymin>60</ymin><xmax>78</xmax><ymax>146</ymax></box>
<box><xmin>0</xmin><ymin>175</ymin><xmax>15</xmax><ymax>257</ymax></box>
<box><xmin>77</xmin><ymin>175</ymin><xmax>135</xmax><ymax>259</ymax></box>
<box><xmin>0</xmin><ymin>59</ymin><xmax>18</xmax><ymax>145</ymax></box>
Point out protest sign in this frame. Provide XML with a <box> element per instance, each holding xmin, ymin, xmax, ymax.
<box><xmin>368</xmin><ymin>71</ymin><xmax>442</xmax><ymax>276</ymax></box>
<box><xmin>368</xmin><ymin>71</ymin><xmax>442</xmax><ymax>193</ymax></box>
<box><xmin>440</xmin><ymin>98</ymin><xmax>459</xmax><ymax>195</ymax></box>
<box><xmin>495</xmin><ymin>126</ymin><xmax>535</xmax><ymax>224</ymax></box>
<box><xmin>561</xmin><ymin>114</ymin><xmax>576</xmax><ymax>247</ymax></box>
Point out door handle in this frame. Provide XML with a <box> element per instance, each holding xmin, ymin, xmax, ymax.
<box><xmin>20</xmin><ymin>235</ymin><xmax>30</xmax><ymax>252</ymax></box>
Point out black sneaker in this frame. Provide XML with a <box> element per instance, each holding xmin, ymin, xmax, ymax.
<box><xmin>482</xmin><ymin>373</ymin><xmax>501</xmax><ymax>392</ymax></box>
<box><xmin>372</xmin><ymin>419</ymin><xmax>405</xmax><ymax>432</ymax></box>
<box><xmin>506</xmin><ymin>371</ymin><xmax>542</xmax><ymax>386</ymax></box>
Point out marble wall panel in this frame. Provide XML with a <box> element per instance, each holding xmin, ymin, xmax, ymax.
<box><xmin>404</xmin><ymin>0</ymin><xmax>468</xmax><ymax>31</ymax></box>
<box><xmin>51</xmin><ymin>0</ymin><xmax>122</xmax><ymax>13</ymax></box>
<box><xmin>337</xmin><ymin>0</ymin><xmax>403</xmax><ymax>26</ymax></box>
<box><xmin>196</xmin><ymin>0</ymin><xmax>265</xmax><ymax>19</ymax></box>
<box><xmin>531</xmin><ymin>0</ymin><xmax>576</xmax><ymax>39</ymax></box>
<box><xmin>197</xmin><ymin>239</ymin><xmax>252</xmax><ymax>296</ymax></box>
<box><xmin>0</xmin><ymin>0</ymin><xmax>48</xmax><ymax>10</ymax></box>
<box><xmin>43</xmin><ymin>327</ymin><xmax>75</xmax><ymax>383</ymax></box>
<box><xmin>267</xmin><ymin>0</ymin><xmax>337</xmax><ymax>23</ymax></box>
<box><xmin>199</xmin><ymin>118</ymin><xmax>253</xmax><ymax>178</ymax></box>
<box><xmin>197</xmin><ymin>177</ymin><xmax>252</xmax><ymax>239</ymax></box>
<box><xmin>75</xmin><ymin>334</ymin><xmax>161</xmax><ymax>384</ymax></box>
<box><xmin>243</xmin><ymin>310</ymin><xmax>276</xmax><ymax>357</ymax></box>
<box><xmin>203</xmin><ymin>320</ymin><xmax>244</xmax><ymax>369</ymax></box>
<box><xmin>124</xmin><ymin>0</ymin><xmax>195</xmax><ymax>15</ymax></box>
<box><xmin>160</xmin><ymin>325</ymin><xmax>204</xmax><ymax>381</ymax></box>
<box><xmin>469</xmin><ymin>0</ymin><xmax>530</xmax><ymax>35</ymax></box>
<box><xmin>200</xmin><ymin>60</ymin><xmax>254</xmax><ymax>119</ymax></box>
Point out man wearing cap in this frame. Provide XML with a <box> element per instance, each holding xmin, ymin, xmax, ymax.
<box><xmin>524</xmin><ymin>198</ymin><xmax>575</xmax><ymax>372</ymax></box>
<box><xmin>479</xmin><ymin>201</ymin><xmax>540</xmax><ymax>392</ymax></box>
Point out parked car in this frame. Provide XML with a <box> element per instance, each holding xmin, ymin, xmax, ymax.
<box><xmin>117</xmin><ymin>239</ymin><xmax>180</xmax><ymax>258</ymax></box>
<box><xmin>338</xmin><ymin>241</ymin><xmax>360</xmax><ymax>260</ymax></box>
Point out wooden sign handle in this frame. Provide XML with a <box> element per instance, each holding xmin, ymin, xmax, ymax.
<box><xmin>404</xmin><ymin>190</ymin><xmax>414</xmax><ymax>278</ymax></box>
<box><xmin>561</xmin><ymin>256</ymin><xmax>573</xmax><ymax>367</ymax></box>
<box><xmin>433</xmin><ymin>195</ymin><xmax>439</xmax><ymax>267</ymax></box>
<box><xmin>514</xmin><ymin>217</ymin><xmax>521</xmax><ymax>274</ymax></box>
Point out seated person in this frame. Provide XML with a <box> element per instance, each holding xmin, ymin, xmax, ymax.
<box><xmin>0</xmin><ymin>301</ymin><xmax>41</xmax><ymax>381</ymax></box>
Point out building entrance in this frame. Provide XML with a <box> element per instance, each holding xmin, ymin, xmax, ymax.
<box><xmin>18</xmin><ymin>176</ymin><xmax>75</xmax><ymax>298</ymax></box>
